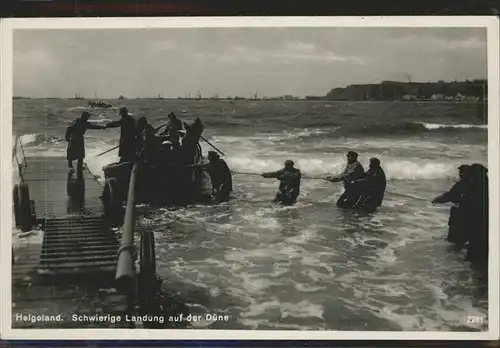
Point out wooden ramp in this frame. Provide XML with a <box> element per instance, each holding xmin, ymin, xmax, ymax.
<box><xmin>40</xmin><ymin>216</ymin><xmax>119</xmax><ymax>274</ymax></box>
<box><xmin>12</xmin><ymin>157</ymin><xmax>130</xmax><ymax>328</ymax></box>
<box><xmin>23</xmin><ymin>157</ymin><xmax>104</xmax><ymax>218</ymax></box>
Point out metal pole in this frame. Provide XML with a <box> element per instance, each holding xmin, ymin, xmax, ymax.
<box><xmin>115</xmin><ymin>162</ymin><xmax>138</xmax><ymax>294</ymax></box>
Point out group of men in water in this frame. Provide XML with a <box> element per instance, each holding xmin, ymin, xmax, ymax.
<box><xmin>262</xmin><ymin>151</ymin><xmax>387</xmax><ymax>213</ymax></box>
<box><xmin>66</xmin><ymin>108</ymin><xmax>488</xmax><ymax>268</ymax></box>
<box><xmin>261</xmin><ymin>152</ymin><xmax>488</xmax><ymax>269</ymax></box>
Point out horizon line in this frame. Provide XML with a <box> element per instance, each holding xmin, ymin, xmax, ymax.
<box><xmin>13</xmin><ymin>78</ymin><xmax>488</xmax><ymax>99</ymax></box>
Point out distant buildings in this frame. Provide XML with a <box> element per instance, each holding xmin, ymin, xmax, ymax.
<box><xmin>326</xmin><ymin>79</ymin><xmax>487</xmax><ymax>102</ymax></box>
<box><xmin>430</xmin><ymin>93</ymin><xmax>445</xmax><ymax>100</ymax></box>
<box><xmin>402</xmin><ymin>94</ymin><xmax>418</xmax><ymax>101</ymax></box>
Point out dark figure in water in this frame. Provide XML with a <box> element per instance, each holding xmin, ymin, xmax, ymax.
<box><xmin>463</xmin><ymin>163</ymin><xmax>489</xmax><ymax>268</ymax></box>
<box><xmin>65</xmin><ymin>111</ymin><xmax>106</xmax><ymax>177</ymax></box>
<box><xmin>326</xmin><ymin>151</ymin><xmax>365</xmax><ymax>208</ymax></box>
<box><xmin>192</xmin><ymin>151</ymin><xmax>233</xmax><ymax>203</ymax></box>
<box><xmin>161</xmin><ymin>112</ymin><xmax>183</xmax><ymax>148</ymax></box>
<box><xmin>206</xmin><ymin>151</ymin><xmax>232</xmax><ymax>203</ymax></box>
<box><xmin>262</xmin><ymin>160</ymin><xmax>301</xmax><ymax>205</ymax></box>
<box><xmin>353</xmin><ymin>157</ymin><xmax>387</xmax><ymax>213</ymax></box>
<box><xmin>432</xmin><ymin>165</ymin><xmax>472</xmax><ymax>246</ymax></box>
<box><xmin>106</xmin><ymin>107</ymin><xmax>136</xmax><ymax>163</ymax></box>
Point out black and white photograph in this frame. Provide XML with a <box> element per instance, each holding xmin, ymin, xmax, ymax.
<box><xmin>1</xmin><ymin>17</ymin><xmax>499</xmax><ymax>340</ymax></box>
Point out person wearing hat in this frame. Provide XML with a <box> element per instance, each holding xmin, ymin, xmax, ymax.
<box><xmin>262</xmin><ymin>160</ymin><xmax>301</xmax><ymax>205</ymax></box>
<box><xmin>65</xmin><ymin>111</ymin><xmax>106</xmax><ymax>177</ymax></box>
<box><xmin>352</xmin><ymin>157</ymin><xmax>387</xmax><ymax>213</ymax></box>
<box><xmin>325</xmin><ymin>151</ymin><xmax>365</xmax><ymax>208</ymax></box>
<box><xmin>432</xmin><ymin>164</ymin><xmax>472</xmax><ymax>246</ymax></box>
<box><xmin>106</xmin><ymin>107</ymin><xmax>137</xmax><ymax>163</ymax></box>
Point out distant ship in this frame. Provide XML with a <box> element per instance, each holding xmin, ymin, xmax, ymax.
<box><xmin>69</xmin><ymin>93</ymin><xmax>84</xmax><ymax>100</ymax></box>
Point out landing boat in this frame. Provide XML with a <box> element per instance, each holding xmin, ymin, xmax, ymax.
<box><xmin>101</xmin><ymin>118</ymin><xmax>212</xmax><ymax>223</ymax></box>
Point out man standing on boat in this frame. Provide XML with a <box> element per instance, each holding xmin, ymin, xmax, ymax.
<box><xmin>106</xmin><ymin>107</ymin><xmax>136</xmax><ymax>163</ymax></box>
<box><xmin>160</xmin><ymin>112</ymin><xmax>183</xmax><ymax>149</ymax></box>
<box><xmin>135</xmin><ymin>116</ymin><xmax>157</xmax><ymax>166</ymax></box>
<box><xmin>262</xmin><ymin>160</ymin><xmax>301</xmax><ymax>205</ymax></box>
<box><xmin>65</xmin><ymin>111</ymin><xmax>106</xmax><ymax>178</ymax></box>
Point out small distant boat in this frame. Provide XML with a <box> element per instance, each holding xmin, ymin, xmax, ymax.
<box><xmin>89</xmin><ymin>89</ymin><xmax>112</xmax><ymax>108</ymax></box>
<box><xmin>88</xmin><ymin>100</ymin><xmax>113</xmax><ymax>108</ymax></box>
<box><xmin>69</xmin><ymin>93</ymin><xmax>84</xmax><ymax>100</ymax></box>
<box><xmin>118</xmin><ymin>95</ymin><xmax>126</xmax><ymax>100</ymax></box>
<box><xmin>156</xmin><ymin>93</ymin><xmax>165</xmax><ymax>100</ymax></box>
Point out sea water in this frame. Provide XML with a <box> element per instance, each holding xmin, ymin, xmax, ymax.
<box><xmin>12</xmin><ymin>99</ymin><xmax>488</xmax><ymax>331</ymax></box>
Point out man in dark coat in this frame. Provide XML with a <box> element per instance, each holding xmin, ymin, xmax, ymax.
<box><xmin>65</xmin><ymin>111</ymin><xmax>106</xmax><ymax>177</ymax></box>
<box><xmin>189</xmin><ymin>151</ymin><xmax>232</xmax><ymax>203</ymax></box>
<box><xmin>325</xmin><ymin>151</ymin><xmax>365</xmax><ymax>208</ymax></box>
<box><xmin>161</xmin><ymin>112</ymin><xmax>183</xmax><ymax>148</ymax></box>
<box><xmin>432</xmin><ymin>164</ymin><xmax>472</xmax><ymax>246</ymax></box>
<box><xmin>353</xmin><ymin>157</ymin><xmax>387</xmax><ymax>213</ymax></box>
<box><xmin>262</xmin><ymin>160</ymin><xmax>301</xmax><ymax>205</ymax></box>
<box><xmin>106</xmin><ymin>107</ymin><xmax>136</xmax><ymax>163</ymax></box>
<box><xmin>135</xmin><ymin>116</ymin><xmax>157</xmax><ymax>166</ymax></box>
<box><xmin>207</xmin><ymin>151</ymin><xmax>233</xmax><ymax>203</ymax></box>
<box><xmin>462</xmin><ymin>163</ymin><xmax>488</xmax><ymax>268</ymax></box>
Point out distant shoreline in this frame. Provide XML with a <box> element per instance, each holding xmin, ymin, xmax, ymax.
<box><xmin>13</xmin><ymin>79</ymin><xmax>487</xmax><ymax>102</ymax></box>
<box><xmin>12</xmin><ymin>98</ymin><xmax>485</xmax><ymax>103</ymax></box>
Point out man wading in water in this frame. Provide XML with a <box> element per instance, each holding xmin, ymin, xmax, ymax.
<box><xmin>351</xmin><ymin>157</ymin><xmax>387</xmax><ymax>213</ymax></box>
<box><xmin>190</xmin><ymin>151</ymin><xmax>233</xmax><ymax>203</ymax></box>
<box><xmin>65</xmin><ymin>111</ymin><xmax>106</xmax><ymax>178</ymax></box>
<box><xmin>325</xmin><ymin>151</ymin><xmax>365</xmax><ymax>208</ymax></box>
<box><xmin>432</xmin><ymin>165</ymin><xmax>472</xmax><ymax>247</ymax></box>
<box><xmin>262</xmin><ymin>160</ymin><xmax>301</xmax><ymax>205</ymax></box>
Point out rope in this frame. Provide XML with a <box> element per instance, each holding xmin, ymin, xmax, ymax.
<box><xmin>383</xmin><ymin>191</ymin><xmax>429</xmax><ymax>201</ymax></box>
<box><xmin>12</xmin><ymin>134</ymin><xmax>19</xmax><ymax>161</ymax></box>
<box><xmin>12</xmin><ymin>134</ymin><xmax>26</xmax><ymax>183</ymax></box>
<box><xmin>231</xmin><ymin>171</ymin><xmax>326</xmax><ymax>180</ymax></box>
<box><xmin>231</xmin><ymin>170</ymin><xmax>430</xmax><ymax>202</ymax></box>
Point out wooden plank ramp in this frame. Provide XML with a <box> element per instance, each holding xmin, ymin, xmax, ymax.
<box><xmin>12</xmin><ymin>157</ymin><xmax>132</xmax><ymax>328</ymax></box>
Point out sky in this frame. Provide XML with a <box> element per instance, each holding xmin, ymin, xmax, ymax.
<box><xmin>13</xmin><ymin>27</ymin><xmax>487</xmax><ymax>98</ymax></box>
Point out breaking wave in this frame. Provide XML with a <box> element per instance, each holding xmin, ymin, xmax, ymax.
<box><xmin>418</xmin><ymin>122</ymin><xmax>487</xmax><ymax>130</ymax></box>
<box><xmin>16</xmin><ymin>128</ymin><xmax>485</xmax><ymax>182</ymax></box>
<box><xmin>334</xmin><ymin>122</ymin><xmax>486</xmax><ymax>136</ymax></box>
<box><xmin>212</xmin><ymin>121</ymin><xmax>486</xmax><ymax>139</ymax></box>
<box><xmin>227</xmin><ymin>156</ymin><xmax>461</xmax><ymax>180</ymax></box>
<box><xmin>19</xmin><ymin>133</ymin><xmax>65</xmax><ymax>147</ymax></box>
